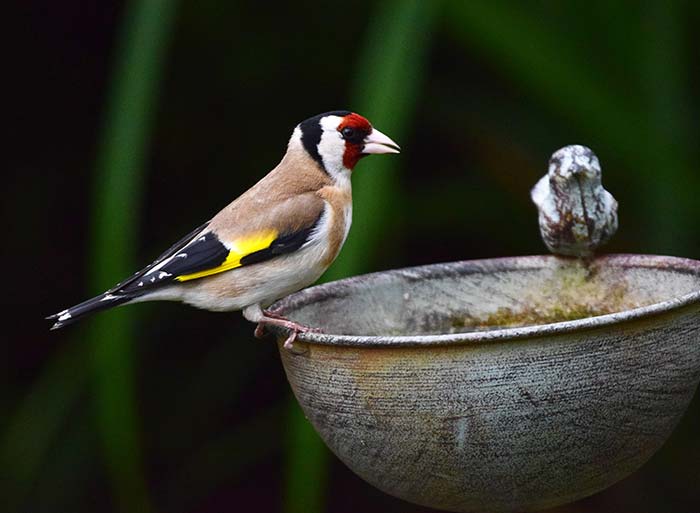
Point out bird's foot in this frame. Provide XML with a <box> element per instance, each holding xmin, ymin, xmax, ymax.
<box><xmin>254</xmin><ymin>310</ymin><xmax>286</xmax><ymax>338</ymax></box>
<box><xmin>254</xmin><ymin>323</ymin><xmax>266</xmax><ymax>339</ymax></box>
<box><xmin>254</xmin><ymin>309</ymin><xmax>290</xmax><ymax>338</ymax></box>
<box><xmin>254</xmin><ymin>312</ymin><xmax>321</xmax><ymax>349</ymax></box>
<box><xmin>262</xmin><ymin>309</ymin><xmax>287</xmax><ymax>320</ymax></box>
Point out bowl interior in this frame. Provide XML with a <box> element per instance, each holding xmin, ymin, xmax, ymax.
<box><xmin>275</xmin><ymin>255</ymin><xmax>700</xmax><ymax>337</ymax></box>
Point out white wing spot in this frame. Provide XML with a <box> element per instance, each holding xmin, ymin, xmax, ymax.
<box><xmin>158</xmin><ymin>271</ymin><xmax>172</xmax><ymax>279</ymax></box>
<box><xmin>58</xmin><ymin>310</ymin><xmax>72</xmax><ymax>321</ymax></box>
<box><xmin>100</xmin><ymin>294</ymin><xmax>118</xmax><ymax>302</ymax></box>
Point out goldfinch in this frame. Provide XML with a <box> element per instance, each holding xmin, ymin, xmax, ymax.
<box><xmin>48</xmin><ymin>110</ymin><xmax>400</xmax><ymax>347</ymax></box>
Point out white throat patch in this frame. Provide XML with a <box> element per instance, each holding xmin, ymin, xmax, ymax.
<box><xmin>288</xmin><ymin>126</ymin><xmax>303</xmax><ymax>149</ymax></box>
<box><xmin>317</xmin><ymin>115</ymin><xmax>351</xmax><ymax>183</ymax></box>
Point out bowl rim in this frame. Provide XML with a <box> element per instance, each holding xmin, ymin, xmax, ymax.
<box><xmin>269</xmin><ymin>254</ymin><xmax>700</xmax><ymax>347</ymax></box>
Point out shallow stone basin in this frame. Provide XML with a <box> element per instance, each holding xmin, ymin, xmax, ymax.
<box><xmin>270</xmin><ymin>255</ymin><xmax>700</xmax><ymax>512</ymax></box>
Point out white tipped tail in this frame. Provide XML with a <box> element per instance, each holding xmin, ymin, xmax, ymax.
<box><xmin>47</xmin><ymin>292</ymin><xmax>131</xmax><ymax>329</ymax></box>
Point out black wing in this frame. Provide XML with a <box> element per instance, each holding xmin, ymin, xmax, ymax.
<box><xmin>115</xmin><ymin>214</ymin><xmax>322</xmax><ymax>294</ymax></box>
<box><xmin>109</xmin><ymin>221</ymin><xmax>212</xmax><ymax>293</ymax></box>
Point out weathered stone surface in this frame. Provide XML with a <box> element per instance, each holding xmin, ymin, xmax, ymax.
<box><xmin>271</xmin><ymin>255</ymin><xmax>700</xmax><ymax>512</ymax></box>
<box><xmin>532</xmin><ymin>145</ymin><xmax>618</xmax><ymax>257</ymax></box>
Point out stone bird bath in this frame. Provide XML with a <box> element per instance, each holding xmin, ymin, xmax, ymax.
<box><xmin>269</xmin><ymin>254</ymin><xmax>700</xmax><ymax>512</ymax></box>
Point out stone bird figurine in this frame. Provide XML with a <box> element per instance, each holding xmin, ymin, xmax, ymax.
<box><xmin>531</xmin><ymin>145</ymin><xmax>618</xmax><ymax>257</ymax></box>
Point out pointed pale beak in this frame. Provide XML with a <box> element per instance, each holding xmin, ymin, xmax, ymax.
<box><xmin>362</xmin><ymin>128</ymin><xmax>401</xmax><ymax>155</ymax></box>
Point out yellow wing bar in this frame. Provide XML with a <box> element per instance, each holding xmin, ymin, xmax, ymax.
<box><xmin>175</xmin><ymin>230</ymin><xmax>278</xmax><ymax>282</ymax></box>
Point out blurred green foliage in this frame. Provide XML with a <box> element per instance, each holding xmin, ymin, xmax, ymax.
<box><xmin>4</xmin><ymin>0</ymin><xmax>699</xmax><ymax>512</ymax></box>
<box><xmin>88</xmin><ymin>0</ymin><xmax>178</xmax><ymax>511</ymax></box>
<box><xmin>283</xmin><ymin>2</ymin><xmax>439</xmax><ymax>512</ymax></box>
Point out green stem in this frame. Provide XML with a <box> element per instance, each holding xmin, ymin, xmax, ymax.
<box><xmin>88</xmin><ymin>1</ymin><xmax>178</xmax><ymax>512</ymax></box>
<box><xmin>283</xmin><ymin>1</ymin><xmax>440</xmax><ymax>512</ymax></box>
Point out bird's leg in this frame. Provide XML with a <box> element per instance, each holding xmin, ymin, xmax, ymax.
<box><xmin>243</xmin><ymin>304</ymin><xmax>320</xmax><ymax>349</ymax></box>
<box><xmin>282</xmin><ymin>330</ymin><xmax>297</xmax><ymax>350</ymax></box>
<box><xmin>253</xmin><ymin>309</ymin><xmax>285</xmax><ymax>339</ymax></box>
<box><xmin>261</xmin><ymin>309</ymin><xmax>287</xmax><ymax>320</ymax></box>
<box><xmin>254</xmin><ymin>323</ymin><xmax>266</xmax><ymax>339</ymax></box>
<box><xmin>251</xmin><ymin>307</ymin><xmax>280</xmax><ymax>338</ymax></box>
<box><xmin>252</xmin><ymin>309</ymin><xmax>300</xmax><ymax>338</ymax></box>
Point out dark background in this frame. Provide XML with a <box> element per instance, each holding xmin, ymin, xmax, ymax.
<box><xmin>5</xmin><ymin>1</ymin><xmax>699</xmax><ymax>512</ymax></box>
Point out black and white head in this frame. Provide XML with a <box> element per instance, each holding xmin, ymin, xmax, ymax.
<box><xmin>292</xmin><ymin>110</ymin><xmax>400</xmax><ymax>181</ymax></box>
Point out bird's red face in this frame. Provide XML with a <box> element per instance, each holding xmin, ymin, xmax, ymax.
<box><xmin>298</xmin><ymin>111</ymin><xmax>400</xmax><ymax>176</ymax></box>
<box><xmin>337</xmin><ymin>113</ymin><xmax>400</xmax><ymax>169</ymax></box>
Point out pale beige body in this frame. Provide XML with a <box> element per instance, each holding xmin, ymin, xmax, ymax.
<box><xmin>137</xmin><ymin>132</ymin><xmax>353</xmax><ymax>316</ymax></box>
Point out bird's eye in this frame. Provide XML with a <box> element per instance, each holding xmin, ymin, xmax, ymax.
<box><xmin>341</xmin><ymin>127</ymin><xmax>355</xmax><ymax>139</ymax></box>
